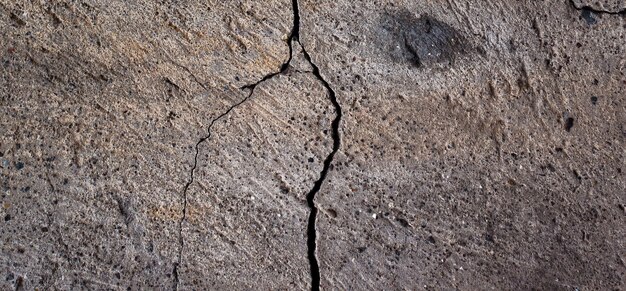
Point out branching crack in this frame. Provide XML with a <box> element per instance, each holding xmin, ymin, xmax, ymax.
<box><xmin>174</xmin><ymin>0</ymin><xmax>341</xmax><ymax>290</ymax></box>
<box><xmin>570</xmin><ymin>0</ymin><xmax>626</xmax><ymax>15</ymax></box>
<box><xmin>288</xmin><ymin>0</ymin><xmax>343</xmax><ymax>289</ymax></box>
<box><xmin>173</xmin><ymin>90</ymin><xmax>253</xmax><ymax>290</ymax></box>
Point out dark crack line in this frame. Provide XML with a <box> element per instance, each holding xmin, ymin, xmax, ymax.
<box><xmin>299</xmin><ymin>40</ymin><xmax>342</xmax><ymax>291</ymax></box>
<box><xmin>570</xmin><ymin>0</ymin><xmax>626</xmax><ymax>15</ymax></box>
<box><xmin>404</xmin><ymin>37</ymin><xmax>422</xmax><ymax>68</ymax></box>
<box><xmin>290</xmin><ymin>0</ymin><xmax>343</xmax><ymax>289</ymax></box>
<box><xmin>174</xmin><ymin>0</ymin><xmax>341</xmax><ymax>290</ymax></box>
<box><xmin>173</xmin><ymin>0</ymin><xmax>300</xmax><ymax>288</ymax></box>
<box><xmin>240</xmin><ymin>0</ymin><xmax>300</xmax><ymax>92</ymax></box>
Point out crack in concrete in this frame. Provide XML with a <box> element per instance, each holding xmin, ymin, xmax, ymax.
<box><xmin>174</xmin><ymin>0</ymin><xmax>341</xmax><ymax>290</ymax></box>
<box><xmin>283</xmin><ymin>0</ymin><xmax>343</xmax><ymax>289</ymax></box>
<box><xmin>173</xmin><ymin>90</ymin><xmax>253</xmax><ymax>291</ymax></box>
<box><xmin>299</xmin><ymin>41</ymin><xmax>342</xmax><ymax>291</ymax></box>
<box><xmin>570</xmin><ymin>0</ymin><xmax>626</xmax><ymax>15</ymax></box>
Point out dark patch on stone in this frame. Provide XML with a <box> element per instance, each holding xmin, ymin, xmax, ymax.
<box><xmin>15</xmin><ymin>275</ymin><xmax>24</xmax><ymax>290</ymax></box>
<box><xmin>10</xmin><ymin>13</ymin><xmax>26</xmax><ymax>27</ymax></box>
<box><xmin>580</xmin><ymin>8</ymin><xmax>598</xmax><ymax>25</ymax></box>
<box><xmin>590</xmin><ymin>96</ymin><xmax>598</xmax><ymax>105</ymax></box>
<box><xmin>379</xmin><ymin>9</ymin><xmax>470</xmax><ymax>68</ymax></box>
<box><xmin>571</xmin><ymin>0</ymin><xmax>626</xmax><ymax>15</ymax></box>
<box><xmin>404</xmin><ymin>16</ymin><xmax>468</xmax><ymax>67</ymax></box>
<box><xmin>485</xmin><ymin>232</ymin><xmax>495</xmax><ymax>243</ymax></box>
<box><xmin>14</xmin><ymin>162</ymin><xmax>24</xmax><ymax>170</ymax></box>
<box><xmin>396</xmin><ymin>217</ymin><xmax>410</xmax><ymax>227</ymax></box>
<box><xmin>565</xmin><ymin>117</ymin><xmax>575</xmax><ymax>132</ymax></box>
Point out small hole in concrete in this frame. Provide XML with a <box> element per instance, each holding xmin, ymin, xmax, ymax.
<box><xmin>565</xmin><ymin>117</ymin><xmax>574</xmax><ymax>132</ymax></box>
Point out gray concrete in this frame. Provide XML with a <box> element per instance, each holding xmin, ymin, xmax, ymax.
<box><xmin>1</xmin><ymin>0</ymin><xmax>624</xmax><ymax>290</ymax></box>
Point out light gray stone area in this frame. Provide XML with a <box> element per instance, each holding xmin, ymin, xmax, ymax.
<box><xmin>1</xmin><ymin>0</ymin><xmax>625</xmax><ymax>290</ymax></box>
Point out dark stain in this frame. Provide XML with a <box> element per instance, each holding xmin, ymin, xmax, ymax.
<box><xmin>485</xmin><ymin>232</ymin><xmax>495</xmax><ymax>243</ymax></box>
<box><xmin>571</xmin><ymin>0</ymin><xmax>626</xmax><ymax>16</ymax></box>
<box><xmin>379</xmin><ymin>9</ymin><xmax>470</xmax><ymax>68</ymax></box>
<box><xmin>565</xmin><ymin>117</ymin><xmax>575</xmax><ymax>132</ymax></box>
<box><xmin>580</xmin><ymin>8</ymin><xmax>598</xmax><ymax>25</ymax></box>
<box><xmin>404</xmin><ymin>15</ymin><xmax>468</xmax><ymax>67</ymax></box>
<box><xmin>9</xmin><ymin>13</ymin><xmax>26</xmax><ymax>27</ymax></box>
<box><xmin>15</xmin><ymin>275</ymin><xmax>24</xmax><ymax>291</ymax></box>
<box><xmin>396</xmin><ymin>217</ymin><xmax>410</xmax><ymax>227</ymax></box>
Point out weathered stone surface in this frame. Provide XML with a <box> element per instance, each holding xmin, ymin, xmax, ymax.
<box><xmin>1</xmin><ymin>0</ymin><xmax>625</xmax><ymax>290</ymax></box>
<box><xmin>572</xmin><ymin>0</ymin><xmax>626</xmax><ymax>13</ymax></box>
<box><xmin>300</xmin><ymin>0</ymin><xmax>625</xmax><ymax>289</ymax></box>
<box><xmin>1</xmin><ymin>0</ymin><xmax>292</xmax><ymax>289</ymax></box>
<box><xmin>178</xmin><ymin>44</ymin><xmax>334</xmax><ymax>289</ymax></box>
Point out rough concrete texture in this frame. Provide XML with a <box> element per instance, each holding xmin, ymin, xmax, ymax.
<box><xmin>572</xmin><ymin>0</ymin><xmax>626</xmax><ymax>13</ymax></box>
<box><xmin>1</xmin><ymin>0</ymin><xmax>624</xmax><ymax>290</ymax></box>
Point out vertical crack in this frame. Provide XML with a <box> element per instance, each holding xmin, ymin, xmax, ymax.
<box><xmin>299</xmin><ymin>41</ymin><xmax>342</xmax><ymax>291</ymax></box>
<box><xmin>290</xmin><ymin>0</ymin><xmax>343</xmax><ymax>290</ymax></box>
<box><xmin>174</xmin><ymin>0</ymin><xmax>341</xmax><ymax>290</ymax></box>
<box><xmin>569</xmin><ymin>0</ymin><xmax>626</xmax><ymax>14</ymax></box>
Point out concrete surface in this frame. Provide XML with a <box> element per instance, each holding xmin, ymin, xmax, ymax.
<box><xmin>1</xmin><ymin>0</ymin><xmax>624</xmax><ymax>290</ymax></box>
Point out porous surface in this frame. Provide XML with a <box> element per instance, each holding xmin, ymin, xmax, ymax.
<box><xmin>300</xmin><ymin>0</ymin><xmax>625</xmax><ymax>289</ymax></box>
<box><xmin>178</xmin><ymin>46</ymin><xmax>334</xmax><ymax>289</ymax></box>
<box><xmin>1</xmin><ymin>0</ymin><xmax>293</xmax><ymax>289</ymax></box>
<box><xmin>571</xmin><ymin>0</ymin><xmax>626</xmax><ymax>13</ymax></box>
<box><xmin>1</xmin><ymin>0</ymin><xmax>625</xmax><ymax>290</ymax></box>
